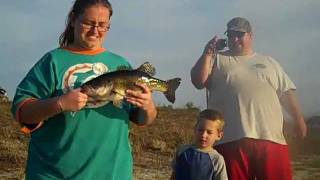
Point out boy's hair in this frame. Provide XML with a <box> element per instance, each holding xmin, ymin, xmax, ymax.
<box><xmin>196</xmin><ymin>109</ymin><xmax>224</xmax><ymax>131</ymax></box>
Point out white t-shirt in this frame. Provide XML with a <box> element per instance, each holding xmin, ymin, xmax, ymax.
<box><xmin>207</xmin><ymin>53</ymin><xmax>295</xmax><ymax>145</ymax></box>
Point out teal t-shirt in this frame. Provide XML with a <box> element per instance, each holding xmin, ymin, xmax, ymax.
<box><xmin>12</xmin><ymin>48</ymin><xmax>134</xmax><ymax>180</ymax></box>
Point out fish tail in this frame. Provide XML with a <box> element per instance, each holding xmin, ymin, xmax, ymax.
<box><xmin>164</xmin><ymin>78</ymin><xmax>181</xmax><ymax>103</ymax></box>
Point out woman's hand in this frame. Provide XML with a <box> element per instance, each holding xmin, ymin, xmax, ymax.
<box><xmin>126</xmin><ymin>83</ymin><xmax>157</xmax><ymax>125</ymax></box>
<box><xmin>126</xmin><ymin>83</ymin><xmax>155</xmax><ymax>111</ymax></box>
<box><xmin>59</xmin><ymin>88</ymin><xmax>88</xmax><ymax>112</ymax></box>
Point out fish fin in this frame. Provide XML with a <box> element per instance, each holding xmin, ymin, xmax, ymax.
<box><xmin>164</xmin><ymin>78</ymin><xmax>181</xmax><ymax>103</ymax></box>
<box><xmin>110</xmin><ymin>93</ymin><xmax>124</xmax><ymax>108</ymax></box>
<box><xmin>113</xmin><ymin>100</ymin><xmax>122</xmax><ymax>108</ymax></box>
<box><xmin>136</xmin><ymin>62</ymin><xmax>156</xmax><ymax>76</ymax></box>
<box><xmin>116</xmin><ymin>65</ymin><xmax>131</xmax><ymax>71</ymax></box>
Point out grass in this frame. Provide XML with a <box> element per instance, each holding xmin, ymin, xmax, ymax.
<box><xmin>0</xmin><ymin>100</ymin><xmax>320</xmax><ymax>179</ymax></box>
<box><xmin>131</xmin><ymin>107</ymin><xmax>198</xmax><ymax>179</ymax></box>
<box><xmin>0</xmin><ymin>100</ymin><xmax>28</xmax><ymax>179</ymax></box>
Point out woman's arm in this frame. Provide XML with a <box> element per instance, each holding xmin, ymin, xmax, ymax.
<box><xmin>18</xmin><ymin>88</ymin><xmax>88</xmax><ymax>124</ymax></box>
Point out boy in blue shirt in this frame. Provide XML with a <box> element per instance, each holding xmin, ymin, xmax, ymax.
<box><xmin>171</xmin><ymin>109</ymin><xmax>228</xmax><ymax>180</ymax></box>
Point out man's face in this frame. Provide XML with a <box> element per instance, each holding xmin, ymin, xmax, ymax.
<box><xmin>227</xmin><ymin>30</ymin><xmax>253</xmax><ymax>54</ymax></box>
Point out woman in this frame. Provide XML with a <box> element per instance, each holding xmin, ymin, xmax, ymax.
<box><xmin>11</xmin><ymin>0</ymin><xmax>157</xmax><ymax>179</ymax></box>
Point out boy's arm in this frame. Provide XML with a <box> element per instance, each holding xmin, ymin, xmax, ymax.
<box><xmin>170</xmin><ymin>172</ymin><xmax>176</xmax><ymax>180</ymax></box>
<box><xmin>170</xmin><ymin>145</ymin><xmax>183</xmax><ymax>180</ymax></box>
<box><xmin>170</xmin><ymin>154</ymin><xmax>177</xmax><ymax>180</ymax></box>
<box><xmin>213</xmin><ymin>154</ymin><xmax>228</xmax><ymax>180</ymax></box>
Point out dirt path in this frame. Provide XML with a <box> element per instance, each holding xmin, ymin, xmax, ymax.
<box><xmin>133</xmin><ymin>154</ymin><xmax>320</xmax><ymax>180</ymax></box>
<box><xmin>292</xmin><ymin>154</ymin><xmax>320</xmax><ymax>180</ymax></box>
<box><xmin>1</xmin><ymin>154</ymin><xmax>320</xmax><ymax>180</ymax></box>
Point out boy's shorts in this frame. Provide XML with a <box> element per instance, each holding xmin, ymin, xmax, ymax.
<box><xmin>215</xmin><ymin>138</ymin><xmax>292</xmax><ymax>180</ymax></box>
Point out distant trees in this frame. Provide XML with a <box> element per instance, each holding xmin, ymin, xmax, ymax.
<box><xmin>184</xmin><ymin>101</ymin><xmax>197</xmax><ymax>109</ymax></box>
<box><xmin>156</xmin><ymin>101</ymin><xmax>199</xmax><ymax>110</ymax></box>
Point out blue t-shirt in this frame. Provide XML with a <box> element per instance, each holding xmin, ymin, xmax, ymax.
<box><xmin>172</xmin><ymin>145</ymin><xmax>228</xmax><ymax>180</ymax></box>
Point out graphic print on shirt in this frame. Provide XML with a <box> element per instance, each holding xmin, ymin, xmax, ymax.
<box><xmin>62</xmin><ymin>62</ymin><xmax>109</xmax><ymax>108</ymax></box>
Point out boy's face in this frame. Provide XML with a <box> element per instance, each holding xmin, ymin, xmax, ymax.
<box><xmin>194</xmin><ymin>119</ymin><xmax>223</xmax><ymax>149</ymax></box>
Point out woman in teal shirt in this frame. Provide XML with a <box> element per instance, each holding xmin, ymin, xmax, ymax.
<box><xmin>11</xmin><ymin>0</ymin><xmax>157</xmax><ymax>179</ymax></box>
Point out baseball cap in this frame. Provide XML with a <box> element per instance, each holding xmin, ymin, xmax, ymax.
<box><xmin>225</xmin><ymin>17</ymin><xmax>252</xmax><ymax>34</ymax></box>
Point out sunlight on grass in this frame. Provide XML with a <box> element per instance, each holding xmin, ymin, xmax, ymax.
<box><xmin>1</xmin><ymin>100</ymin><xmax>320</xmax><ymax>179</ymax></box>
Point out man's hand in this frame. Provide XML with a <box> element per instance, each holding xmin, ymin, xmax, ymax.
<box><xmin>203</xmin><ymin>36</ymin><xmax>219</xmax><ymax>56</ymax></box>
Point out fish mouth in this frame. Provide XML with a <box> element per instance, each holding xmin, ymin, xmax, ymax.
<box><xmin>82</xmin><ymin>84</ymin><xmax>113</xmax><ymax>108</ymax></box>
<box><xmin>82</xmin><ymin>83</ymin><xmax>113</xmax><ymax>100</ymax></box>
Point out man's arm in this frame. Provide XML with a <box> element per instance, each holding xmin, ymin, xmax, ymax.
<box><xmin>280</xmin><ymin>89</ymin><xmax>307</xmax><ymax>139</ymax></box>
<box><xmin>170</xmin><ymin>172</ymin><xmax>176</xmax><ymax>180</ymax></box>
<box><xmin>191</xmin><ymin>36</ymin><xmax>218</xmax><ymax>89</ymax></box>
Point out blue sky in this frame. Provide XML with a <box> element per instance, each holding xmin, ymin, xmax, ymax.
<box><xmin>1</xmin><ymin>0</ymin><xmax>320</xmax><ymax>116</ymax></box>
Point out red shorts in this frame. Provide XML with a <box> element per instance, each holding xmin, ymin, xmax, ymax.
<box><xmin>215</xmin><ymin>138</ymin><xmax>292</xmax><ymax>180</ymax></box>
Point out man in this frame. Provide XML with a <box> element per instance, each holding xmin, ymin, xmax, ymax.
<box><xmin>190</xmin><ymin>17</ymin><xmax>307</xmax><ymax>180</ymax></box>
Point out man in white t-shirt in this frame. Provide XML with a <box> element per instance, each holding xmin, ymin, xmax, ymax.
<box><xmin>190</xmin><ymin>17</ymin><xmax>307</xmax><ymax>180</ymax></box>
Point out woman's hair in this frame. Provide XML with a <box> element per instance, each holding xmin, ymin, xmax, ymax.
<box><xmin>59</xmin><ymin>0</ymin><xmax>113</xmax><ymax>47</ymax></box>
<box><xmin>196</xmin><ymin>109</ymin><xmax>225</xmax><ymax>131</ymax></box>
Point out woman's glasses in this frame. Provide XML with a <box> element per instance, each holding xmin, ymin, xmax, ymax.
<box><xmin>80</xmin><ymin>21</ymin><xmax>110</xmax><ymax>32</ymax></box>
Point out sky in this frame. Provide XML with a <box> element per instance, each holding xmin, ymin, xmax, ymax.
<box><xmin>1</xmin><ymin>0</ymin><xmax>320</xmax><ymax>117</ymax></box>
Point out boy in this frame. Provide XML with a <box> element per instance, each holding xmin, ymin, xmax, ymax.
<box><xmin>171</xmin><ymin>109</ymin><xmax>228</xmax><ymax>180</ymax></box>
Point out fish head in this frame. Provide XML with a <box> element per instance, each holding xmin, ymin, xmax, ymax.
<box><xmin>81</xmin><ymin>79</ymin><xmax>113</xmax><ymax>100</ymax></box>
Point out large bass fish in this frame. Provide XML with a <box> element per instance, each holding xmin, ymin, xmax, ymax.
<box><xmin>81</xmin><ymin>62</ymin><xmax>181</xmax><ymax>107</ymax></box>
